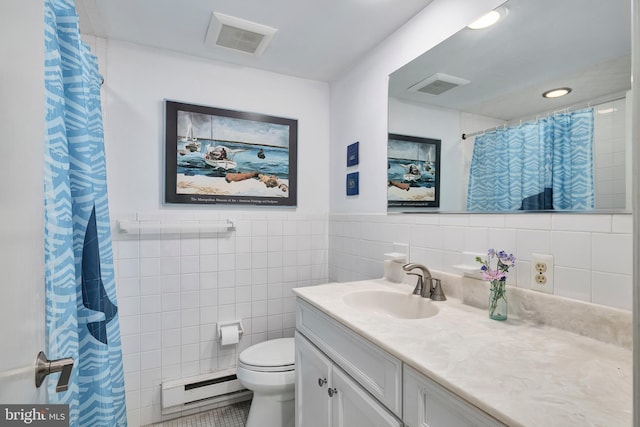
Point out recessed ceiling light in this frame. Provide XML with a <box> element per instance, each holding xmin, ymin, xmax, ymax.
<box><xmin>467</xmin><ymin>8</ymin><xmax>506</xmax><ymax>30</ymax></box>
<box><xmin>542</xmin><ymin>87</ymin><xmax>572</xmax><ymax>99</ymax></box>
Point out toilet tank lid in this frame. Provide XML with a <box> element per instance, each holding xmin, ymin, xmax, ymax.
<box><xmin>239</xmin><ymin>337</ymin><xmax>295</xmax><ymax>367</ymax></box>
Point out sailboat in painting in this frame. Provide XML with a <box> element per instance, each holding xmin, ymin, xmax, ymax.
<box><xmin>180</xmin><ymin>121</ymin><xmax>201</xmax><ymax>152</ymax></box>
<box><xmin>204</xmin><ymin>144</ymin><xmax>245</xmax><ymax>170</ymax></box>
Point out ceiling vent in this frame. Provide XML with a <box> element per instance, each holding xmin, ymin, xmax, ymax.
<box><xmin>205</xmin><ymin>12</ymin><xmax>277</xmax><ymax>56</ymax></box>
<box><xmin>408</xmin><ymin>73</ymin><xmax>471</xmax><ymax>95</ymax></box>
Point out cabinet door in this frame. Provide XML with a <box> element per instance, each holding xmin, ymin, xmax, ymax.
<box><xmin>297</xmin><ymin>299</ymin><xmax>402</xmax><ymax>415</ymax></box>
<box><xmin>295</xmin><ymin>332</ymin><xmax>332</xmax><ymax>427</ymax></box>
<box><xmin>404</xmin><ymin>365</ymin><xmax>506</xmax><ymax>427</ymax></box>
<box><xmin>331</xmin><ymin>367</ymin><xmax>402</xmax><ymax>427</ymax></box>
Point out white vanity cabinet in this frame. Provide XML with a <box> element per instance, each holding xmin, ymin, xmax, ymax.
<box><xmin>295</xmin><ymin>297</ymin><xmax>507</xmax><ymax>427</ymax></box>
<box><xmin>404</xmin><ymin>365</ymin><xmax>506</xmax><ymax>427</ymax></box>
<box><xmin>295</xmin><ymin>299</ymin><xmax>403</xmax><ymax>427</ymax></box>
<box><xmin>295</xmin><ymin>332</ymin><xmax>402</xmax><ymax>427</ymax></box>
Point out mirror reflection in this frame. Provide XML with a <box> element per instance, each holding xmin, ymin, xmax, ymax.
<box><xmin>388</xmin><ymin>0</ymin><xmax>631</xmax><ymax>212</ymax></box>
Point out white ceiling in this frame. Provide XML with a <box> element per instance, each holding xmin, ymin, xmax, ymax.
<box><xmin>76</xmin><ymin>0</ymin><xmax>434</xmax><ymax>82</ymax></box>
<box><xmin>389</xmin><ymin>0</ymin><xmax>632</xmax><ymax>121</ymax></box>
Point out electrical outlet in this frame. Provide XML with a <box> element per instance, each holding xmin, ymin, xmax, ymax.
<box><xmin>530</xmin><ymin>253</ymin><xmax>554</xmax><ymax>293</ymax></box>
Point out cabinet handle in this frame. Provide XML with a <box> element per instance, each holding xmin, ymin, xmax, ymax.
<box><xmin>318</xmin><ymin>378</ymin><xmax>327</xmax><ymax>387</ymax></box>
<box><xmin>327</xmin><ymin>387</ymin><xmax>338</xmax><ymax>397</ymax></box>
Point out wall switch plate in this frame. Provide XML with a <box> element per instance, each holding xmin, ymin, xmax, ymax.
<box><xmin>530</xmin><ymin>253</ymin><xmax>554</xmax><ymax>293</ymax></box>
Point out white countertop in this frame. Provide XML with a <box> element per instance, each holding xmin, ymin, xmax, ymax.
<box><xmin>293</xmin><ymin>279</ymin><xmax>632</xmax><ymax>427</ymax></box>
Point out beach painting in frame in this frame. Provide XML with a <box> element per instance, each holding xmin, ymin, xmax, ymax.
<box><xmin>387</xmin><ymin>133</ymin><xmax>441</xmax><ymax>208</ymax></box>
<box><xmin>165</xmin><ymin>101</ymin><xmax>298</xmax><ymax>206</ymax></box>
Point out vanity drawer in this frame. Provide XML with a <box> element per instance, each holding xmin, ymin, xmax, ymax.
<box><xmin>296</xmin><ymin>299</ymin><xmax>402</xmax><ymax>417</ymax></box>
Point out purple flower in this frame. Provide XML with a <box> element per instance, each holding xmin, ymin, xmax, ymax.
<box><xmin>476</xmin><ymin>249</ymin><xmax>516</xmax><ymax>283</ymax></box>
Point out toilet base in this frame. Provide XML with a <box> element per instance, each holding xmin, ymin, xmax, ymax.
<box><xmin>245</xmin><ymin>392</ymin><xmax>294</xmax><ymax>427</ymax></box>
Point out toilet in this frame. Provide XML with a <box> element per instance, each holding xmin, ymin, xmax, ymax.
<box><xmin>236</xmin><ymin>337</ymin><xmax>296</xmax><ymax>427</ymax></box>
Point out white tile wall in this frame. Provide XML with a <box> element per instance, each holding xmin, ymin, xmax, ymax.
<box><xmin>113</xmin><ymin>211</ymin><xmax>328</xmax><ymax>426</ymax></box>
<box><xmin>593</xmin><ymin>99</ymin><xmax>627</xmax><ymax>209</ymax></box>
<box><xmin>329</xmin><ymin>212</ymin><xmax>633</xmax><ymax>311</ymax></box>
<box><xmin>115</xmin><ymin>209</ymin><xmax>631</xmax><ymax>426</ymax></box>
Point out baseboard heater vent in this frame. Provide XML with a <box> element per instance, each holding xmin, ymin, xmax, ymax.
<box><xmin>162</xmin><ymin>369</ymin><xmax>250</xmax><ymax>414</ymax></box>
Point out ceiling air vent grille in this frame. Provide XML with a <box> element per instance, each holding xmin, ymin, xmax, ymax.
<box><xmin>205</xmin><ymin>12</ymin><xmax>277</xmax><ymax>56</ymax></box>
<box><xmin>217</xmin><ymin>25</ymin><xmax>265</xmax><ymax>54</ymax></box>
<box><xmin>408</xmin><ymin>73</ymin><xmax>471</xmax><ymax>95</ymax></box>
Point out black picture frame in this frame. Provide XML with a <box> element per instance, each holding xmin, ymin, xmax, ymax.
<box><xmin>387</xmin><ymin>133</ymin><xmax>441</xmax><ymax>208</ymax></box>
<box><xmin>346</xmin><ymin>172</ymin><xmax>359</xmax><ymax>196</ymax></box>
<box><xmin>165</xmin><ymin>101</ymin><xmax>298</xmax><ymax>206</ymax></box>
<box><xmin>347</xmin><ymin>141</ymin><xmax>359</xmax><ymax>167</ymax></box>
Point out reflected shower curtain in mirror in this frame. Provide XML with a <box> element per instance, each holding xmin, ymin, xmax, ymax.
<box><xmin>467</xmin><ymin>108</ymin><xmax>594</xmax><ymax>211</ymax></box>
<box><xmin>44</xmin><ymin>0</ymin><xmax>127</xmax><ymax>426</ymax></box>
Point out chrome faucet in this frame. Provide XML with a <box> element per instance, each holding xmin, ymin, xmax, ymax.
<box><xmin>402</xmin><ymin>263</ymin><xmax>446</xmax><ymax>300</ymax></box>
<box><xmin>403</xmin><ymin>263</ymin><xmax>432</xmax><ymax>296</ymax></box>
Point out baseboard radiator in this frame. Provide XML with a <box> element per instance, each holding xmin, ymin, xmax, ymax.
<box><xmin>161</xmin><ymin>368</ymin><xmax>250</xmax><ymax>414</ymax></box>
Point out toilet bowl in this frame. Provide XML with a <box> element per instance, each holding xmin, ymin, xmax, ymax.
<box><xmin>236</xmin><ymin>337</ymin><xmax>295</xmax><ymax>427</ymax></box>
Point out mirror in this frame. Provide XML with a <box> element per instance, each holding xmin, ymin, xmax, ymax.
<box><xmin>388</xmin><ymin>0</ymin><xmax>631</xmax><ymax>212</ymax></box>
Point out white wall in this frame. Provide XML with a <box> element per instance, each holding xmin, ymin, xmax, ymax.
<box><xmin>594</xmin><ymin>98</ymin><xmax>628</xmax><ymax>209</ymax></box>
<box><xmin>104</xmin><ymin>40</ymin><xmax>330</xmax><ymax>214</ymax></box>
<box><xmin>0</xmin><ymin>0</ymin><xmax>46</xmax><ymax>404</ymax></box>
<box><xmin>99</xmin><ymin>40</ymin><xmax>331</xmax><ymax>426</ymax></box>
<box><xmin>329</xmin><ymin>0</ymin><xmax>507</xmax><ymax>214</ymax></box>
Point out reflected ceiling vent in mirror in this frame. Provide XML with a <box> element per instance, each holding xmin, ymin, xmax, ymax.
<box><xmin>408</xmin><ymin>73</ymin><xmax>471</xmax><ymax>96</ymax></box>
<box><xmin>205</xmin><ymin>12</ymin><xmax>278</xmax><ymax>56</ymax></box>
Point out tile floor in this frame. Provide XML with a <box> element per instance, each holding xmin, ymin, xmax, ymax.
<box><xmin>148</xmin><ymin>400</ymin><xmax>250</xmax><ymax>427</ymax></box>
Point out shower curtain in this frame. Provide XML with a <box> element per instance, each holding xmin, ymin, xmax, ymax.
<box><xmin>467</xmin><ymin>108</ymin><xmax>594</xmax><ymax>211</ymax></box>
<box><xmin>44</xmin><ymin>0</ymin><xmax>127</xmax><ymax>426</ymax></box>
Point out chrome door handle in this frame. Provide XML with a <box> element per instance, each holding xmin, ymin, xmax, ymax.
<box><xmin>35</xmin><ymin>351</ymin><xmax>74</xmax><ymax>392</ymax></box>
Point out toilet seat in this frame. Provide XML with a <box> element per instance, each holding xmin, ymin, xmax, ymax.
<box><xmin>238</xmin><ymin>360</ymin><xmax>295</xmax><ymax>372</ymax></box>
<box><xmin>238</xmin><ymin>338</ymin><xmax>295</xmax><ymax>373</ymax></box>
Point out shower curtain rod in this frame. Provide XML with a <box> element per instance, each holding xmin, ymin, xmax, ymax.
<box><xmin>461</xmin><ymin>92</ymin><xmax>627</xmax><ymax>141</ymax></box>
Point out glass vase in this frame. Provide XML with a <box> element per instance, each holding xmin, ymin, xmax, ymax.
<box><xmin>488</xmin><ymin>280</ymin><xmax>507</xmax><ymax>320</ymax></box>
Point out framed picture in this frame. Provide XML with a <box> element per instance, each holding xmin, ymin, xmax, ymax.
<box><xmin>347</xmin><ymin>141</ymin><xmax>359</xmax><ymax>167</ymax></box>
<box><xmin>165</xmin><ymin>101</ymin><xmax>297</xmax><ymax>206</ymax></box>
<box><xmin>387</xmin><ymin>133</ymin><xmax>441</xmax><ymax>208</ymax></box>
<box><xmin>346</xmin><ymin>172</ymin><xmax>359</xmax><ymax>196</ymax></box>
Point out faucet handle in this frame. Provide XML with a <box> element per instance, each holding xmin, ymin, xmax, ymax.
<box><xmin>407</xmin><ymin>272</ymin><xmax>424</xmax><ymax>295</ymax></box>
<box><xmin>428</xmin><ymin>278</ymin><xmax>447</xmax><ymax>301</ymax></box>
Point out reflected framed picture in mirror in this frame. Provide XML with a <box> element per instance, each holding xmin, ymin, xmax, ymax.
<box><xmin>387</xmin><ymin>133</ymin><xmax>441</xmax><ymax>208</ymax></box>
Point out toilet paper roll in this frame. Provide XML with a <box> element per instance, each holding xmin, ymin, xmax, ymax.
<box><xmin>219</xmin><ymin>324</ymin><xmax>240</xmax><ymax>346</ymax></box>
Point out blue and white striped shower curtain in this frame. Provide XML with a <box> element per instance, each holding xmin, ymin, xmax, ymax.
<box><xmin>467</xmin><ymin>108</ymin><xmax>594</xmax><ymax>211</ymax></box>
<box><xmin>44</xmin><ymin>0</ymin><xmax>127</xmax><ymax>425</ymax></box>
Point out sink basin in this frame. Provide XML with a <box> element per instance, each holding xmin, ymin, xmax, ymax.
<box><xmin>342</xmin><ymin>290</ymin><xmax>439</xmax><ymax>319</ymax></box>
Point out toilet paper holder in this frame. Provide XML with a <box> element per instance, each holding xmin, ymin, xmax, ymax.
<box><xmin>218</xmin><ymin>320</ymin><xmax>244</xmax><ymax>341</ymax></box>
